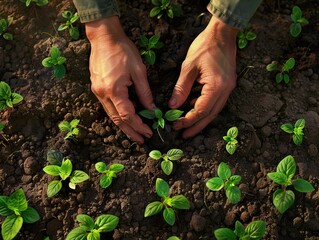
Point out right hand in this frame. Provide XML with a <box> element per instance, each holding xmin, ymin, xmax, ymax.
<box><xmin>85</xmin><ymin>16</ymin><xmax>155</xmax><ymax>144</ymax></box>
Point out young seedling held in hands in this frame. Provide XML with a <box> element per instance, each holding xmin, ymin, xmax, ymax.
<box><xmin>266</xmin><ymin>57</ymin><xmax>295</xmax><ymax>84</ymax></box>
<box><xmin>42</xmin><ymin>46</ymin><xmax>67</xmax><ymax>78</ymax></box>
<box><xmin>149</xmin><ymin>148</ymin><xmax>183</xmax><ymax>175</ymax></box>
<box><xmin>0</xmin><ymin>17</ymin><xmax>13</xmax><ymax>40</ymax></box>
<box><xmin>0</xmin><ymin>189</ymin><xmax>40</xmax><ymax>240</ymax></box>
<box><xmin>43</xmin><ymin>150</ymin><xmax>89</xmax><ymax>197</ymax></box>
<box><xmin>281</xmin><ymin>118</ymin><xmax>305</xmax><ymax>145</ymax></box>
<box><xmin>237</xmin><ymin>26</ymin><xmax>256</xmax><ymax>49</ymax></box>
<box><xmin>214</xmin><ymin>220</ymin><xmax>266</xmax><ymax>240</ymax></box>
<box><xmin>20</xmin><ymin>0</ymin><xmax>48</xmax><ymax>7</ymax></box>
<box><xmin>290</xmin><ymin>6</ymin><xmax>309</xmax><ymax>37</ymax></box>
<box><xmin>223</xmin><ymin>127</ymin><xmax>238</xmax><ymax>155</ymax></box>
<box><xmin>206</xmin><ymin>162</ymin><xmax>242</xmax><ymax>204</ymax></box>
<box><xmin>150</xmin><ymin>0</ymin><xmax>182</xmax><ymax>19</ymax></box>
<box><xmin>95</xmin><ymin>162</ymin><xmax>124</xmax><ymax>189</ymax></box>
<box><xmin>66</xmin><ymin>214</ymin><xmax>119</xmax><ymax>240</ymax></box>
<box><xmin>267</xmin><ymin>155</ymin><xmax>314</xmax><ymax>214</ymax></box>
<box><xmin>58</xmin><ymin>118</ymin><xmax>79</xmax><ymax>140</ymax></box>
<box><xmin>139</xmin><ymin>35</ymin><xmax>164</xmax><ymax>65</ymax></box>
<box><xmin>58</xmin><ymin>11</ymin><xmax>80</xmax><ymax>40</ymax></box>
<box><xmin>0</xmin><ymin>81</ymin><xmax>23</xmax><ymax>110</ymax></box>
<box><xmin>144</xmin><ymin>178</ymin><xmax>190</xmax><ymax>226</ymax></box>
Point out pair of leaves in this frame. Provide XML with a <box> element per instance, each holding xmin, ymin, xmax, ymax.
<box><xmin>42</xmin><ymin>46</ymin><xmax>67</xmax><ymax>78</ymax></box>
<box><xmin>58</xmin><ymin>11</ymin><xmax>80</xmax><ymax>40</ymax></box>
<box><xmin>139</xmin><ymin>108</ymin><xmax>183</xmax><ymax>129</ymax></box>
<box><xmin>0</xmin><ymin>18</ymin><xmax>13</xmax><ymax>40</ymax></box>
<box><xmin>281</xmin><ymin>118</ymin><xmax>305</xmax><ymax>145</ymax></box>
<box><xmin>214</xmin><ymin>220</ymin><xmax>266</xmax><ymax>240</ymax></box>
<box><xmin>66</xmin><ymin>214</ymin><xmax>119</xmax><ymax>240</ymax></box>
<box><xmin>140</xmin><ymin>35</ymin><xmax>164</xmax><ymax>65</ymax></box>
<box><xmin>237</xmin><ymin>30</ymin><xmax>256</xmax><ymax>49</ymax></box>
<box><xmin>95</xmin><ymin>162</ymin><xmax>124</xmax><ymax>188</ymax></box>
<box><xmin>20</xmin><ymin>0</ymin><xmax>48</xmax><ymax>7</ymax></box>
<box><xmin>150</xmin><ymin>0</ymin><xmax>182</xmax><ymax>19</ymax></box>
<box><xmin>149</xmin><ymin>149</ymin><xmax>183</xmax><ymax>175</ymax></box>
<box><xmin>58</xmin><ymin>119</ymin><xmax>80</xmax><ymax>140</ymax></box>
<box><xmin>0</xmin><ymin>82</ymin><xmax>23</xmax><ymax>110</ymax></box>
<box><xmin>266</xmin><ymin>58</ymin><xmax>295</xmax><ymax>84</ymax></box>
<box><xmin>290</xmin><ymin>6</ymin><xmax>309</xmax><ymax>37</ymax></box>
<box><xmin>223</xmin><ymin>127</ymin><xmax>238</xmax><ymax>155</ymax></box>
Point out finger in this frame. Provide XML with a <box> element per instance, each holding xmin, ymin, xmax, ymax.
<box><xmin>169</xmin><ymin>61</ymin><xmax>198</xmax><ymax>108</ymax></box>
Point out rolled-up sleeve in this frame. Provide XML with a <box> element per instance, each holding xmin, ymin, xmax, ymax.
<box><xmin>73</xmin><ymin>0</ymin><xmax>120</xmax><ymax>23</ymax></box>
<box><xmin>207</xmin><ymin>0</ymin><xmax>262</xmax><ymax>29</ymax></box>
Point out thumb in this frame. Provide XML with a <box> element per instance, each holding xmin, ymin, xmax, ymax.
<box><xmin>169</xmin><ymin>62</ymin><xmax>198</xmax><ymax>108</ymax></box>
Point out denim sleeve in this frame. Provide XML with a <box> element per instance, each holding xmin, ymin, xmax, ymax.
<box><xmin>73</xmin><ymin>0</ymin><xmax>120</xmax><ymax>23</ymax></box>
<box><xmin>207</xmin><ymin>0</ymin><xmax>262</xmax><ymax>29</ymax></box>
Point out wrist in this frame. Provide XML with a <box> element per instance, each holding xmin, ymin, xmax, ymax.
<box><xmin>205</xmin><ymin>16</ymin><xmax>239</xmax><ymax>43</ymax></box>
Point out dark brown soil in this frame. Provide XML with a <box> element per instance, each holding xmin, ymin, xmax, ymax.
<box><xmin>0</xmin><ymin>0</ymin><xmax>319</xmax><ymax>239</ymax></box>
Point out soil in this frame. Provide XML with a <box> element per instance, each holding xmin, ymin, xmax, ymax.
<box><xmin>0</xmin><ymin>0</ymin><xmax>319</xmax><ymax>239</ymax></box>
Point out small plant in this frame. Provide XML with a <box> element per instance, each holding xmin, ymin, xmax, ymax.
<box><xmin>58</xmin><ymin>10</ymin><xmax>80</xmax><ymax>40</ymax></box>
<box><xmin>20</xmin><ymin>0</ymin><xmax>48</xmax><ymax>7</ymax></box>
<box><xmin>0</xmin><ymin>81</ymin><xmax>23</xmax><ymax>110</ymax></box>
<box><xmin>150</xmin><ymin>0</ymin><xmax>182</xmax><ymax>19</ymax></box>
<box><xmin>0</xmin><ymin>17</ymin><xmax>13</xmax><ymax>40</ymax></box>
<box><xmin>58</xmin><ymin>119</ymin><xmax>79</xmax><ymax>140</ymax></box>
<box><xmin>290</xmin><ymin>6</ymin><xmax>309</xmax><ymax>37</ymax></box>
<box><xmin>66</xmin><ymin>214</ymin><xmax>119</xmax><ymax>240</ymax></box>
<box><xmin>214</xmin><ymin>220</ymin><xmax>266</xmax><ymax>240</ymax></box>
<box><xmin>237</xmin><ymin>26</ymin><xmax>256</xmax><ymax>49</ymax></box>
<box><xmin>267</xmin><ymin>155</ymin><xmax>314</xmax><ymax>214</ymax></box>
<box><xmin>149</xmin><ymin>148</ymin><xmax>183</xmax><ymax>175</ymax></box>
<box><xmin>0</xmin><ymin>189</ymin><xmax>40</xmax><ymax>240</ymax></box>
<box><xmin>43</xmin><ymin>150</ymin><xmax>89</xmax><ymax>197</ymax></box>
<box><xmin>223</xmin><ymin>126</ymin><xmax>238</xmax><ymax>155</ymax></box>
<box><xmin>144</xmin><ymin>178</ymin><xmax>190</xmax><ymax>226</ymax></box>
<box><xmin>139</xmin><ymin>35</ymin><xmax>164</xmax><ymax>65</ymax></box>
<box><xmin>167</xmin><ymin>237</ymin><xmax>180</xmax><ymax>240</ymax></box>
<box><xmin>206</xmin><ymin>162</ymin><xmax>241</xmax><ymax>204</ymax></box>
<box><xmin>95</xmin><ymin>162</ymin><xmax>124</xmax><ymax>189</ymax></box>
<box><xmin>42</xmin><ymin>46</ymin><xmax>66</xmax><ymax>78</ymax></box>
<box><xmin>281</xmin><ymin>118</ymin><xmax>305</xmax><ymax>145</ymax></box>
<box><xmin>266</xmin><ymin>57</ymin><xmax>295</xmax><ymax>84</ymax></box>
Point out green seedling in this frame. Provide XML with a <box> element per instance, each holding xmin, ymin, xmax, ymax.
<box><xmin>150</xmin><ymin>0</ymin><xmax>182</xmax><ymax>19</ymax></box>
<box><xmin>20</xmin><ymin>0</ymin><xmax>48</xmax><ymax>7</ymax></box>
<box><xmin>95</xmin><ymin>162</ymin><xmax>124</xmax><ymax>189</ymax></box>
<box><xmin>43</xmin><ymin>150</ymin><xmax>89</xmax><ymax>197</ymax></box>
<box><xmin>58</xmin><ymin>119</ymin><xmax>79</xmax><ymax>140</ymax></box>
<box><xmin>58</xmin><ymin>11</ymin><xmax>80</xmax><ymax>40</ymax></box>
<box><xmin>0</xmin><ymin>17</ymin><xmax>13</xmax><ymax>40</ymax></box>
<box><xmin>223</xmin><ymin>126</ymin><xmax>238</xmax><ymax>155</ymax></box>
<box><xmin>290</xmin><ymin>6</ymin><xmax>309</xmax><ymax>37</ymax></box>
<box><xmin>167</xmin><ymin>237</ymin><xmax>180</xmax><ymax>240</ymax></box>
<box><xmin>149</xmin><ymin>148</ymin><xmax>183</xmax><ymax>175</ymax></box>
<box><xmin>266</xmin><ymin>57</ymin><xmax>295</xmax><ymax>84</ymax></box>
<box><xmin>140</xmin><ymin>35</ymin><xmax>164</xmax><ymax>65</ymax></box>
<box><xmin>42</xmin><ymin>46</ymin><xmax>66</xmax><ymax>78</ymax></box>
<box><xmin>144</xmin><ymin>178</ymin><xmax>190</xmax><ymax>226</ymax></box>
<box><xmin>281</xmin><ymin>118</ymin><xmax>305</xmax><ymax>145</ymax></box>
<box><xmin>66</xmin><ymin>214</ymin><xmax>119</xmax><ymax>240</ymax></box>
<box><xmin>0</xmin><ymin>189</ymin><xmax>40</xmax><ymax>240</ymax></box>
<box><xmin>267</xmin><ymin>155</ymin><xmax>314</xmax><ymax>214</ymax></box>
<box><xmin>206</xmin><ymin>162</ymin><xmax>241</xmax><ymax>204</ymax></box>
<box><xmin>237</xmin><ymin>26</ymin><xmax>256</xmax><ymax>49</ymax></box>
<box><xmin>214</xmin><ymin>220</ymin><xmax>266</xmax><ymax>240</ymax></box>
<box><xmin>0</xmin><ymin>81</ymin><xmax>23</xmax><ymax>110</ymax></box>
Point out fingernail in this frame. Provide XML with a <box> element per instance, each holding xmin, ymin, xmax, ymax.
<box><xmin>169</xmin><ymin>98</ymin><xmax>176</xmax><ymax>107</ymax></box>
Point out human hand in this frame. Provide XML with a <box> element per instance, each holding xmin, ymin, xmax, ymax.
<box><xmin>169</xmin><ymin>16</ymin><xmax>239</xmax><ymax>138</ymax></box>
<box><xmin>85</xmin><ymin>16</ymin><xmax>155</xmax><ymax>144</ymax></box>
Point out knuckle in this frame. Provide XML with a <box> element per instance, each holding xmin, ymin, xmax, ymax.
<box><xmin>110</xmin><ymin>115</ymin><xmax>123</xmax><ymax>127</ymax></box>
<box><xmin>119</xmin><ymin>112</ymin><xmax>131</xmax><ymax>123</ymax></box>
<box><xmin>195</xmin><ymin>109</ymin><xmax>209</xmax><ymax>119</ymax></box>
<box><xmin>91</xmin><ymin>81</ymin><xmax>114</xmax><ymax>98</ymax></box>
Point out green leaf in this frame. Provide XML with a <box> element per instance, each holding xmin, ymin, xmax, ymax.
<box><xmin>290</xmin><ymin>23</ymin><xmax>301</xmax><ymax>37</ymax></box>
<box><xmin>69</xmin><ymin>27</ymin><xmax>79</xmax><ymax>40</ymax></box>
<box><xmin>144</xmin><ymin>50</ymin><xmax>156</xmax><ymax>65</ymax></box>
<box><xmin>57</xmin><ymin>56</ymin><xmax>66</xmax><ymax>65</ymax></box>
<box><xmin>50</xmin><ymin>46</ymin><xmax>61</xmax><ymax>59</ymax></box>
<box><xmin>246</xmin><ymin>31</ymin><xmax>257</xmax><ymax>40</ymax></box>
<box><xmin>1</xmin><ymin>215</ymin><xmax>23</xmax><ymax>240</ymax></box>
<box><xmin>156</xmin><ymin>178</ymin><xmax>169</xmax><ymax>197</ymax></box>
<box><xmin>87</xmin><ymin>230</ymin><xmax>100</xmax><ymax>240</ymax></box>
<box><xmin>293</xmin><ymin>134</ymin><xmax>303</xmax><ymax>145</ymax></box>
<box><xmin>228</xmin><ymin>175</ymin><xmax>241</xmax><ymax>185</ymax></box>
<box><xmin>164</xmin><ymin>109</ymin><xmax>184</xmax><ymax>121</ymax></box>
<box><xmin>206</xmin><ymin>177</ymin><xmax>224</xmax><ymax>191</ymax></box>
<box><xmin>161</xmin><ymin>160</ymin><xmax>173</xmax><ymax>175</ymax></box>
<box><xmin>226</xmin><ymin>186</ymin><xmax>241</xmax><ymax>204</ymax></box>
<box><xmin>70</xmin><ymin>170</ymin><xmax>89</xmax><ymax>184</ymax></box>
<box><xmin>47</xmin><ymin>180</ymin><xmax>62</xmax><ymax>197</ymax></box>
<box><xmin>227</xmin><ymin>127</ymin><xmax>238</xmax><ymax>138</ymax></box>
<box><xmin>266</xmin><ymin>63</ymin><xmax>277</xmax><ymax>72</ymax></box>
<box><xmin>214</xmin><ymin>228</ymin><xmax>237</xmax><ymax>240</ymax></box>
<box><xmin>139</xmin><ymin>109</ymin><xmax>155</xmax><ymax>119</ymax></box>
<box><xmin>21</xmin><ymin>207</ymin><xmax>40</xmax><ymax>223</ymax></box>
<box><xmin>77</xmin><ymin>214</ymin><xmax>95</xmax><ymax>230</ymax></box>
<box><xmin>69</xmin><ymin>182</ymin><xmax>76</xmax><ymax>190</ymax></box>
<box><xmin>281</xmin><ymin>123</ymin><xmax>294</xmax><ymax>134</ymax></box>
<box><xmin>149</xmin><ymin>35</ymin><xmax>160</xmax><ymax>49</ymax></box>
<box><xmin>163</xmin><ymin>207</ymin><xmax>175</xmax><ymax>225</ymax></box>
<box><xmin>0</xmin><ymin>81</ymin><xmax>12</xmax><ymax>99</ymax></box>
<box><xmin>151</xmin><ymin>0</ymin><xmax>161</xmax><ymax>5</ymax></box>
<box><xmin>292</xmin><ymin>6</ymin><xmax>302</xmax><ymax>19</ymax></box>
<box><xmin>293</xmin><ymin>179</ymin><xmax>315</xmax><ymax>192</ymax></box>
<box><xmin>267</xmin><ymin>172</ymin><xmax>288</xmax><ymax>185</ymax></box>
<box><xmin>46</xmin><ymin>150</ymin><xmax>63</xmax><ymax>165</ymax></box>
<box><xmin>283</xmin><ymin>58</ymin><xmax>295</xmax><ymax>71</ymax></box>
<box><xmin>3</xmin><ymin>33</ymin><xmax>13</xmax><ymax>41</ymax></box>
<box><xmin>273</xmin><ymin>189</ymin><xmax>295</xmax><ymax>214</ymax></box>
<box><xmin>140</xmin><ymin>35</ymin><xmax>149</xmax><ymax>47</ymax></box>
<box><xmin>167</xmin><ymin>237</ymin><xmax>180</xmax><ymax>240</ymax></box>
<box><xmin>95</xmin><ymin>162</ymin><xmax>107</xmax><ymax>173</ymax></box>
<box><xmin>109</xmin><ymin>163</ymin><xmax>124</xmax><ymax>173</ymax></box>
<box><xmin>42</xmin><ymin>57</ymin><xmax>54</xmax><ymax>68</ymax></box>
<box><xmin>7</xmin><ymin>189</ymin><xmax>28</xmax><ymax>212</ymax></box>
<box><xmin>166</xmin><ymin>149</ymin><xmax>183</xmax><ymax>160</ymax></box>
<box><xmin>226</xmin><ymin>143</ymin><xmax>237</xmax><ymax>155</ymax></box>
<box><xmin>158</xmin><ymin>118</ymin><xmax>165</xmax><ymax>128</ymax></box>
<box><xmin>167</xmin><ymin>8</ymin><xmax>174</xmax><ymax>18</ymax></box>
<box><xmin>218</xmin><ymin>162</ymin><xmax>231</xmax><ymax>180</ymax></box>
<box><xmin>60</xmin><ymin>159</ymin><xmax>72</xmax><ymax>180</ymax></box>
<box><xmin>277</xmin><ymin>155</ymin><xmax>296</xmax><ymax>180</ymax></box>
<box><xmin>275</xmin><ymin>73</ymin><xmax>283</xmax><ymax>83</ymax></box>
<box><xmin>0</xmin><ymin>196</ymin><xmax>13</xmax><ymax>216</ymax></box>
<box><xmin>238</xmin><ymin>38</ymin><xmax>247</xmax><ymax>49</ymax></box>
<box><xmin>149</xmin><ymin>150</ymin><xmax>162</xmax><ymax>160</ymax></box>
<box><xmin>95</xmin><ymin>214</ymin><xmax>119</xmax><ymax>232</ymax></box>
<box><xmin>99</xmin><ymin>175</ymin><xmax>113</xmax><ymax>189</ymax></box>
<box><xmin>54</xmin><ymin>64</ymin><xmax>66</xmax><ymax>78</ymax></box>
<box><xmin>245</xmin><ymin>220</ymin><xmax>266</xmax><ymax>239</ymax></box>
<box><xmin>58</xmin><ymin>24</ymin><xmax>68</xmax><ymax>31</ymax></box>
<box><xmin>62</xmin><ymin>11</ymin><xmax>72</xmax><ymax>19</ymax></box>
<box><xmin>234</xmin><ymin>220</ymin><xmax>245</xmax><ymax>237</ymax></box>
<box><xmin>154</xmin><ymin>108</ymin><xmax>162</xmax><ymax>118</ymax></box>
<box><xmin>170</xmin><ymin>195</ymin><xmax>190</xmax><ymax>209</ymax></box>
<box><xmin>150</xmin><ymin>7</ymin><xmax>162</xmax><ymax>17</ymax></box>
<box><xmin>70</xmin><ymin>119</ymin><xmax>79</xmax><ymax>128</ymax></box>
<box><xmin>295</xmin><ymin>119</ymin><xmax>305</xmax><ymax>129</ymax></box>
<box><xmin>58</xmin><ymin>121</ymin><xmax>70</xmax><ymax>132</ymax></box>
<box><xmin>66</xmin><ymin>227</ymin><xmax>87</xmax><ymax>240</ymax></box>
<box><xmin>43</xmin><ymin>165</ymin><xmax>61</xmax><ymax>176</ymax></box>
<box><xmin>144</xmin><ymin>201</ymin><xmax>163</xmax><ymax>217</ymax></box>
<box><xmin>298</xmin><ymin>17</ymin><xmax>309</xmax><ymax>24</ymax></box>
<box><xmin>283</xmin><ymin>73</ymin><xmax>290</xmax><ymax>84</ymax></box>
